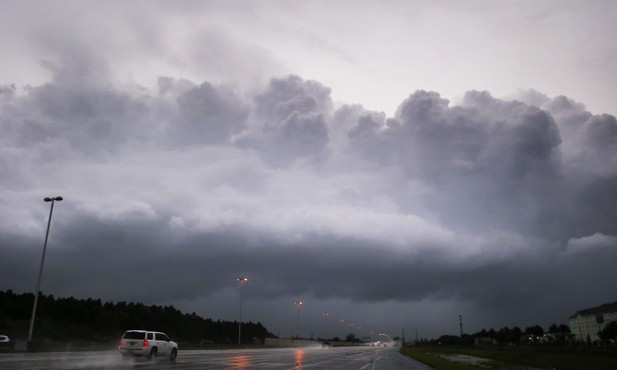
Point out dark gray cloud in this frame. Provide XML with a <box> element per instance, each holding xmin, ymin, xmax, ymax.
<box><xmin>253</xmin><ymin>75</ymin><xmax>333</xmax><ymax>121</ymax></box>
<box><xmin>236</xmin><ymin>75</ymin><xmax>332</xmax><ymax>166</ymax></box>
<box><xmin>1</xmin><ymin>55</ymin><xmax>616</xmax><ymax>338</ymax></box>
<box><xmin>170</xmin><ymin>80</ymin><xmax>250</xmax><ymax>145</ymax></box>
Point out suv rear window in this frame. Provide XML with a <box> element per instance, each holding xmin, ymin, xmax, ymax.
<box><xmin>155</xmin><ymin>333</ymin><xmax>169</xmax><ymax>341</ymax></box>
<box><xmin>123</xmin><ymin>331</ymin><xmax>145</xmax><ymax>339</ymax></box>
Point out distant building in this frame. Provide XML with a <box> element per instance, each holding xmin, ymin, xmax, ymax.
<box><xmin>474</xmin><ymin>337</ymin><xmax>497</xmax><ymax>346</ymax></box>
<box><xmin>569</xmin><ymin>302</ymin><xmax>617</xmax><ymax>342</ymax></box>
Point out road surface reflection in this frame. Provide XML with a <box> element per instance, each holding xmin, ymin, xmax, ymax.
<box><xmin>232</xmin><ymin>354</ymin><xmax>249</xmax><ymax>370</ymax></box>
<box><xmin>295</xmin><ymin>348</ymin><xmax>305</xmax><ymax>368</ymax></box>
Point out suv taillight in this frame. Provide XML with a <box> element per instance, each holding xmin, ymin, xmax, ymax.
<box><xmin>119</xmin><ymin>338</ymin><xmax>124</xmax><ymax>346</ymax></box>
<box><xmin>143</xmin><ymin>339</ymin><xmax>149</xmax><ymax>348</ymax></box>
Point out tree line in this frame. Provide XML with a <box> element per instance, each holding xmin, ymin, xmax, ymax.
<box><xmin>0</xmin><ymin>290</ymin><xmax>276</xmax><ymax>345</ymax></box>
<box><xmin>423</xmin><ymin>323</ymin><xmax>573</xmax><ymax>346</ymax></box>
<box><xmin>425</xmin><ymin>322</ymin><xmax>617</xmax><ymax>346</ymax></box>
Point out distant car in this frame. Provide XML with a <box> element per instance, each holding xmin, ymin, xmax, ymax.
<box><xmin>0</xmin><ymin>334</ymin><xmax>9</xmax><ymax>343</ymax></box>
<box><xmin>118</xmin><ymin>330</ymin><xmax>177</xmax><ymax>362</ymax></box>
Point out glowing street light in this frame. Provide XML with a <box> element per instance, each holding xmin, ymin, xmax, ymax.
<box><xmin>237</xmin><ymin>277</ymin><xmax>248</xmax><ymax>345</ymax></box>
<box><xmin>28</xmin><ymin>196</ymin><xmax>63</xmax><ymax>344</ymax></box>
<box><xmin>294</xmin><ymin>301</ymin><xmax>303</xmax><ymax>339</ymax></box>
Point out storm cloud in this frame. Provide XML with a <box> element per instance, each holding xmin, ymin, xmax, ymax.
<box><xmin>1</xmin><ymin>1</ymin><xmax>616</xmax><ymax>339</ymax></box>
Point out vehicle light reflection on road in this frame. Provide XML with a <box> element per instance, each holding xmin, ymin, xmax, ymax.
<box><xmin>232</xmin><ymin>354</ymin><xmax>250</xmax><ymax>369</ymax></box>
<box><xmin>295</xmin><ymin>349</ymin><xmax>305</xmax><ymax>368</ymax></box>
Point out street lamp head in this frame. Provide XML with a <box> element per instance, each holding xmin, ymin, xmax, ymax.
<box><xmin>54</xmin><ymin>196</ymin><xmax>63</xmax><ymax>201</ymax></box>
<box><xmin>44</xmin><ymin>196</ymin><xmax>63</xmax><ymax>202</ymax></box>
<box><xmin>237</xmin><ymin>277</ymin><xmax>248</xmax><ymax>282</ymax></box>
<box><xmin>294</xmin><ymin>300</ymin><xmax>303</xmax><ymax>306</ymax></box>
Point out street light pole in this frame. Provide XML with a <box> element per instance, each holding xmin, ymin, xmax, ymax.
<box><xmin>237</xmin><ymin>277</ymin><xmax>247</xmax><ymax>345</ymax></box>
<box><xmin>322</xmin><ymin>312</ymin><xmax>329</xmax><ymax>340</ymax></box>
<box><xmin>28</xmin><ymin>196</ymin><xmax>63</xmax><ymax>344</ymax></box>
<box><xmin>294</xmin><ymin>301</ymin><xmax>303</xmax><ymax>339</ymax></box>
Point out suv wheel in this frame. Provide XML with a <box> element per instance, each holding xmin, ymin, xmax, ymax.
<box><xmin>147</xmin><ymin>347</ymin><xmax>157</xmax><ymax>360</ymax></box>
<box><xmin>169</xmin><ymin>348</ymin><xmax>178</xmax><ymax>362</ymax></box>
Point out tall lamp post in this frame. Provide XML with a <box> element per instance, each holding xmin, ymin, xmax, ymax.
<box><xmin>294</xmin><ymin>301</ymin><xmax>303</xmax><ymax>339</ymax></box>
<box><xmin>28</xmin><ymin>196</ymin><xmax>63</xmax><ymax>344</ymax></box>
<box><xmin>237</xmin><ymin>277</ymin><xmax>248</xmax><ymax>345</ymax></box>
<box><xmin>322</xmin><ymin>312</ymin><xmax>329</xmax><ymax>340</ymax></box>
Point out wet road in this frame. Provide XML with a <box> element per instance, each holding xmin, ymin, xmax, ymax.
<box><xmin>0</xmin><ymin>345</ymin><xmax>432</xmax><ymax>369</ymax></box>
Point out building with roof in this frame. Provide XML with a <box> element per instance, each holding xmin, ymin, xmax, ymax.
<box><xmin>569</xmin><ymin>302</ymin><xmax>617</xmax><ymax>342</ymax></box>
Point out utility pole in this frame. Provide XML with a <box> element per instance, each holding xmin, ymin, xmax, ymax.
<box><xmin>459</xmin><ymin>315</ymin><xmax>463</xmax><ymax>343</ymax></box>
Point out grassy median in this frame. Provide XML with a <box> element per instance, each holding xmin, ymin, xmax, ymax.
<box><xmin>400</xmin><ymin>344</ymin><xmax>617</xmax><ymax>370</ymax></box>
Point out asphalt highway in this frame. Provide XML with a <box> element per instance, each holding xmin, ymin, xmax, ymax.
<box><xmin>0</xmin><ymin>344</ymin><xmax>432</xmax><ymax>369</ymax></box>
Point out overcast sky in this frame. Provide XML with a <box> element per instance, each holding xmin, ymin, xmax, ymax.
<box><xmin>1</xmin><ymin>0</ymin><xmax>616</xmax><ymax>340</ymax></box>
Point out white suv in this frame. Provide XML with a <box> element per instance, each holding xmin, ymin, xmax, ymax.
<box><xmin>118</xmin><ymin>330</ymin><xmax>178</xmax><ymax>362</ymax></box>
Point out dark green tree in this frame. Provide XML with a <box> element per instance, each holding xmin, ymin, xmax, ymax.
<box><xmin>524</xmin><ymin>325</ymin><xmax>544</xmax><ymax>336</ymax></box>
<box><xmin>0</xmin><ymin>290</ymin><xmax>277</xmax><ymax>344</ymax></box>
<box><xmin>598</xmin><ymin>321</ymin><xmax>617</xmax><ymax>341</ymax></box>
<box><xmin>557</xmin><ymin>324</ymin><xmax>571</xmax><ymax>334</ymax></box>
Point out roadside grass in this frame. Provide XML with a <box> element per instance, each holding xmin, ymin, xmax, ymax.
<box><xmin>400</xmin><ymin>345</ymin><xmax>617</xmax><ymax>370</ymax></box>
<box><xmin>400</xmin><ymin>346</ymin><xmax>482</xmax><ymax>370</ymax></box>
